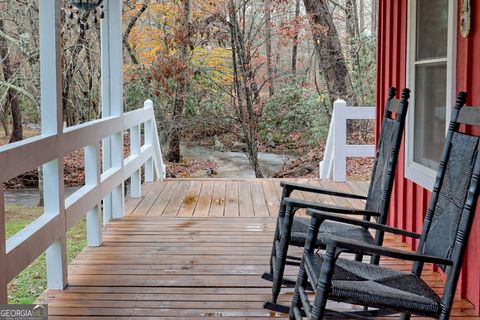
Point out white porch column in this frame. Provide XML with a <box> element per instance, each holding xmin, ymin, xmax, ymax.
<box><xmin>39</xmin><ymin>0</ymin><xmax>67</xmax><ymax>290</ymax></box>
<box><xmin>101</xmin><ymin>0</ymin><xmax>125</xmax><ymax>222</ymax></box>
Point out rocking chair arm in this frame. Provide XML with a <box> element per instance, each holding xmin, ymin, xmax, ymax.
<box><xmin>280</xmin><ymin>181</ymin><xmax>368</xmax><ymax>200</ymax></box>
<box><xmin>283</xmin><ymin>197</ymin><xmax>380</xmax><ymax>217</ymax></box>
<box><xmin>323</xmin><ymin>235</ymin><xmax>453</xmax><ymax>266</ymax></box>
<box><xmin>307</xmin><ymin>209</ymin><xmax>421</xmax><ymax>239</ymax></box>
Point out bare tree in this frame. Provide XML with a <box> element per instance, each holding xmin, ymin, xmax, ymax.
<box><xmin>371</xmin><ymin>0</ymin><xmax>377</xmax><ymax>36</ymax></box>
<box><xmin>359</xmin><ymin>0</ymin><xmax>365</xmax><ymax>33</ymax></box>
<box><xmin>303</xmin><ymin>0</ymin><xmax>357</xmax><ymax>104</ymax></box>
<box><xmin>265</xmin><ymin>0</ymin><xmax>274</xmax><ymax>96</ymax></box>
<box><xmin>0</xmin><ymin>18</ymin><xmax>23</xmax><ymax>142</ymax></box>
<box><xmin>345</xmin><ymin>0</ymin><xmax>360</xmax><ymax>38</ymax></box>
<box><xmin>291</xmin><ymin>0</ymin><xmax>301</xmax><ymax>77</ymax></box>
<box><xmin>227</xmin><ymin>0</ymin><xmax>264</xmax><ymax>177</ymax></box>
<box><xmin>167</xmin><ymin>0</ymin><xmax>192</xmax><ymax>162</ymax></box>
<box><xmin>123</xmin><ymin>3</ymin><xmax>148</xmax><ymax>65</ymax></box>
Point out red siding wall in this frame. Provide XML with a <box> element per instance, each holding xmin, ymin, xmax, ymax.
<box><xmin>376</xmin><ymin>0</ymin><xmax>480</xmax><ymax>311</ymax></box>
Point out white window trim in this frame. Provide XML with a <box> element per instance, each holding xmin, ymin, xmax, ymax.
<box><xmin>405</xmin><ymin>0</ymin><xmax>457</xmax><ymax>191</ymax></box>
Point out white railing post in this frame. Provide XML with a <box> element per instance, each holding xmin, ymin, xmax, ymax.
<box><xmin>130</xmin><ymin>125</ymin><xmax>142</xmax><ymax>197</ymax></box>
<box><xmin>145</xmin><ymin>128</ymin><xmax>154</xmax><ymax>183</ymax></box>
<box><xmin>85</xmin><ymin>144</ymin><xmax>102</xmax><ymax>247</ymax></box>
<box><xmin>0</xmin><ymin>188</ymin><xmax>7</xmax><ymax>304</ymax></box>
<box><xmin>319</xmin><ymin>111</ymin><xmax>335</xmax><ymax>180</ymax></box>
<box><xmin>144</xmin><ymin>99</ymin><xmax>163</xmax><ymax>182</ymax></box>
<box><xmin>319</xmin><ymin>100</ymin><xmax>376</xmax><ymax>182</ymax></box>
<box><xmin>333</xmin><ymin>99</ymin><xmax>347</xmax><ymax>182</ymax></box>
<box><xmin>40</xmin><ymin>0</ymin><xmax>67</xmax><ymax>291</ymax></box>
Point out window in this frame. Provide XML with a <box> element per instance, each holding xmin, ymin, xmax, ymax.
<box><xmin>405</xmin><ymin>0</ymin><xmax>456</xmax><ymax>190</ymax></box>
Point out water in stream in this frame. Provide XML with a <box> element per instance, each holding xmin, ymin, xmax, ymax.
<box><xmin>4</xmin><ymin>144</ymin><xmax>296</xmax><ymax>206</ymax></box>
<box><xmin>4</xmin><ymin>187</ymin><xmax>80</xmax><ymax>207</ymax></box>
<box><xmin>180</xmin><ymin>143</ymin><xmax>296</xmax><ymax>178</ymax></box>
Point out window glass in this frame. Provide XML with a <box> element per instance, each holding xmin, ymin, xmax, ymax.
<box><xmin>416</xmin><ymin>0</ymin><xmax>448</xmax><ymax>60</ymax></box>
<box><xmin>413</xmin><ymin>63</ymin><xmax>447</xmax><ymax>169</ymax></box>
<box><xmin>411</xmin><ymin>0</ymin><xmax>449</xmax><ymax>173</ymax></box>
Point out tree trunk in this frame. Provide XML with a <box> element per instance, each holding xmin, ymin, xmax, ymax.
<box><xmin>167</xmin><ymin>0</ymin><xmax>191</xmax><ymax>163</ymax></box>
<box><xmin>0</xmin><ymin>108</ymin><xmax>10</xmax><ymax>137</ymax></box>
<box><xmin>227</xmin><ymin>0</ymin><xmax>264</xmax><ymax>178</ymax></box>
<box><xmin>63</xmin><ymin>13</ymin><xmax>88</xmax><ymax>126</ymax></box>
<box><xmin>0</xmin><ymin>19</ymin><xmax>23</xmax><ymax>143</ymax></box>
<box><xmin>291</xmin><ymin>0</ymin><xmax>301</xmax><ymax>77</ymax></box>
<box><xmin>123</xmin><ymin>4</ymin><xmax>148</xmax><ymax>65</ymax></box>
<box><xmin>345</xmin><ymin>0</ymin><xmax>361</xmax><ymax>102</ymax></box>
<box><xmin>8</xmin><ymin>92</ymin><xmax>22</xmax><ymax>142</ymax></box>
<box><xmin>371</xmin><ymin>0</ymin><xmax>377</xmax><ymax>36</ymax></box>
<box><xmin>303</xmin><ymin>0</ymin><xmax>357</xmax><ymax>105</ymax></box>
<box><xmin>345</xmin><ymin>0</ymin><xmax>360</xmax><ymax>38</ymax></box>
<box><xmin>359</xmin><ymin>0</ymin><xmax>365</xmax><ymax>34</ymax></box>
<box><xmin>265</xmin><ymin>0</ymin><xmax>274</xmax><ymax>96</ymax></box>
<box><xmin>38</xmin><ymin>167</ymin><xmax>44</xmax><ymax>207</ymax></box>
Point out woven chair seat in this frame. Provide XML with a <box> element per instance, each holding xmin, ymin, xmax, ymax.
<box><xmin>303</xmin><ymin>252</ymin><xmax>441</xmax><ymax>317</ymax></box>
<box><xmin>290</xmin><ymin>217</ymin><xmax>375</xmax><ymax>248</ymax></box>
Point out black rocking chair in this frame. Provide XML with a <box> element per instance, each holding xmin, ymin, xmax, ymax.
<box><xmin>263</xmin><ymin>88</ymin><xmax>410</xmax><ymax>313</ymax></box>
<box><xmin>289</xmin><ymin>92</ymin><xmax>480</xmax><ymax>320</ymax></box>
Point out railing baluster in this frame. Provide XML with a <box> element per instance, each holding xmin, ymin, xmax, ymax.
<box><xmin>111</xmin><ymin>132</ymin><xmax>125</xmax><ymax>219</ymax></box>
<box><xmin>130</xmin><ymin>125</ymin><xmax>142</xmax><ymax>198</ymax></box>
<box><xmin>44</xmin><ymin>159</ymin><xmax>67</xmax><ymax>290</ymax></box>
<box><xmin>85</xmin><ymin>143</ymin><xmax>102</xmax><ymax>247</ymax></box>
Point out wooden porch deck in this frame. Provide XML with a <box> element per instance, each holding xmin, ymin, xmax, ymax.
<box><xmin>38</xmin><ymin>179</ymin><xmax>480</xmax><ymax>319</ymax></box>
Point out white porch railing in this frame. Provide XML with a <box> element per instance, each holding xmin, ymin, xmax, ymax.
<box><xmin>0</xmin><ymin>100</ymin><xmax>165</xmax><ymax>302</ymax></box>
<box><xmin>319</xmin><ymin>99</ymin><xmax>376</xmax><ymax>182</ymax></box>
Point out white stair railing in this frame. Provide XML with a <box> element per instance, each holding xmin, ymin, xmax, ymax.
<box><xmin>0</xmin><ymin>100</ymin><xmax>165</xmax><ymax>302</ymax></box>
<box><xmin>320</xmin><ymin>99</ymin><xmax>376</xmax><ymax>182</ymax></box>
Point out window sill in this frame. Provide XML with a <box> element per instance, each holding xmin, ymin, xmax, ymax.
<box><xmin>404</xmin><ymin>160</ymin><xmax>436</xmax><ymax>192</ymax></box>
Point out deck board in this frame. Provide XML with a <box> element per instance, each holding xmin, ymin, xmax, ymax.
<box><xmin>210</xmin><ymin>181</ymin><xmax>227</xmax><ymax>217</ymax></box>
<box><xmin>224</xmin><ymin>181</ymin><xmax>240</xmax><ymax>217</ymax></box>
<box><xmin>238</xmin><ymin>181</ymin><xmax>255</xmax><ymax>217</ymax></box>
<box><xmin>178</xmin><ymin>180</ymin><xmax>203</xmax><ymax>216</ymax></box>
<box><xmin>40</xmin><ymin>179</ymin><xmax>480</xmax><ymax>319</ymax></box>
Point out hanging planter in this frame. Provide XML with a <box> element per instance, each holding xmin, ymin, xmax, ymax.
<box><xmin>69</xmin><ymin>0</ymin><xmax>103</xmax><ymax>11</ymax></box>
<box><xmin>67</xmin><ymin>0</ymin><xmax>104</xmax><ymax>30</ymax></box>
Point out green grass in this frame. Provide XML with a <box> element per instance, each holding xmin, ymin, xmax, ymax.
<box><xmin>5</xmin><ymin>205</ymin><xmax>87</xmax><ymax>304</ymax></box>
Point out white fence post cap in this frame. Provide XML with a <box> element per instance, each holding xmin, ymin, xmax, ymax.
<box><xmin>144</xmin><ymin>100</ymin><xmax>154</xmax><ymax>109</ymax></box>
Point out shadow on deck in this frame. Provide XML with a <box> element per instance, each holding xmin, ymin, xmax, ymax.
<box><xmin>39</xmin><ymin>179</ymin><xmax>480</xmax><ymax>319</ymax></box>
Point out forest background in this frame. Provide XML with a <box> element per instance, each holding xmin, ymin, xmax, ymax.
<box><xmin>0</xmin><ymin>0</ymin><xmax>377</xmax><ymax>183</ymax></box>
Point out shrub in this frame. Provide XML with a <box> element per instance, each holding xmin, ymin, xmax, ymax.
<box><xmin>260</xmin><ymin>85</ymin><xmax>331</xmax><ymax>146</ymax></box>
